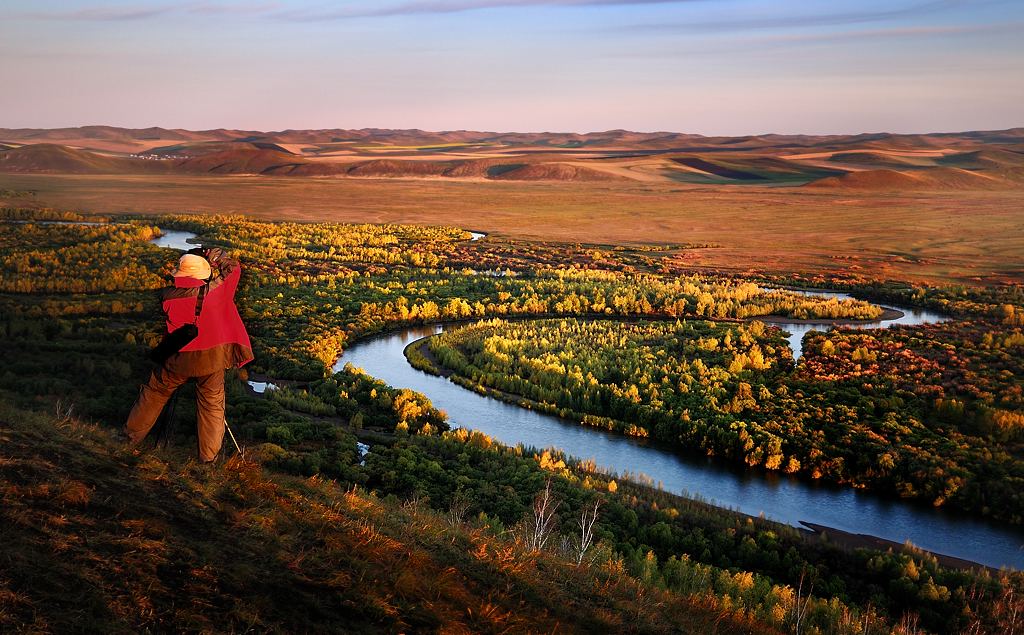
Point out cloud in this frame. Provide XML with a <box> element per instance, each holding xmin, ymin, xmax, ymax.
<box><xmin>613</xmin><ymin>21</ymin><xmax>1024</xmax><ymax>59</ymax></box>
<box><xmin>16</xmin><ymin>0</ymin><xmax>703</xmax><ymax>22</ymax></box>
<box><xmin>188</xmin><ymin>2</ymin><xmax>281</xmax><ymax>15</ymax></box>
<box><xmin>14</xmin><ymin>0</ymin><xmax>1012</xmax><ymax>27</ymax></box>
<box><xmin>24</xmin><ymin>5</ymin><xmax>174</xmax><ymax>21</ymax></box>
<box><xmin>278</xmin><ymin>0</ymin><xmax>699</xmax><ymax>20</ymax></box>
<box><xmin>19</xmin><ymin>2</ymin><xmax>281</xmax><ymax>21</ymax></box>
<box><xmin>759</xmin><ymin>21</ymin><xmax>1024</xmax><ymax>44</ymax></box>
<box><xmin>617</xmin><ymin>0</ymin><xmax>976</xmax><ymax>33</ymax></box>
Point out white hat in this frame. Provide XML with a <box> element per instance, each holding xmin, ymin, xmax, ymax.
<box><xmin>172</xmin><ymin>254</ymin><xmax>211</xmax><ymax>280</ymax></box>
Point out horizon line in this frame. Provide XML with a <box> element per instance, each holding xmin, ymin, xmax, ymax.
<box><xmin>2</xmin><ymin>122</ymin><xmax>1023</xmax><ymax>139</ymax></box>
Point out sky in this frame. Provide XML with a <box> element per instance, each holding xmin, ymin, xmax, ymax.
<box><xmin>0</xmin><ymin>0</ymin><xmax>1022</xmax><ymax>135</ymax></box>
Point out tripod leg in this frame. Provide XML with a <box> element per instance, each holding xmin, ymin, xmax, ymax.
<box><xmin>156</xmin><ymin>389</ymin><xmax>181</xmax><ymax>449</ymax></box>
<box><xmin>148</xmin><ymin>388</ymin><xmax>180</xmax><ymax>449</ymax></box>
<box><xmin>224</xmin><ymin>418</ymin><xmax>244</xmax><ymax>459</ymax></box>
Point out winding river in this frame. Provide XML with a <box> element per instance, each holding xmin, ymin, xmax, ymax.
<box><xmin>335</xmin><ymin>317</ymin><xmax>1024</xmax><ymax>571</ymax></box>
<box><xmin>147</xmin><ymin>226</ymin><xmax>1022</xmax><ymax>569</ymax></box>
<box><xmin>765</xmin><ymin>288</ymin><xmax>948</xmax><ymax>359</ymax></box>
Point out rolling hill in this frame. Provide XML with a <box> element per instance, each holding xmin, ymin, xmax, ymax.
<box><xmin>175</xmin><ymin>147</ymin><xmax>306</xmax><ymax>175</ymax></box>
<box><xmin>0</xmin><ymin>125</ymin><xmax>1022</xmax><ymax>187</ymax></box>
<box><xmin>807</xmin><ymin>167</ymin><xmax>1010</xmax><ymax>191</ymax></box>
<box><xmin>0</xmin><ymin>144</ymin><xmax>160</xmax><ymax>174</ymax></box>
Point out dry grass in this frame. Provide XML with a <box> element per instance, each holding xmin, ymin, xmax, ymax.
<box><xmin>3</xmin><ymin>173</ymin><xmax>1021</xmax><ymax>285</ymax></box>
<box><xmin>0</xmin><ymin>400</ymin><xmax>774</xmax><ymax>634</ymax></box>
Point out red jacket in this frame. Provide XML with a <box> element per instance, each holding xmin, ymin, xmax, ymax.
<box><xmin>160</xmin><ymin>254</ymin><xmax>253</xmax><ymax>375</ymax></box>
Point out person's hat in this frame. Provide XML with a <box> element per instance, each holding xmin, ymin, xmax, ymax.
<box><xmin>172</xmin><ymin>254</ymin><xmax>211</xmax><ymax>280</ymax></box>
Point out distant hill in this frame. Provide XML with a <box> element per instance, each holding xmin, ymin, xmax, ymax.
<box><xmin>937</xmin><ymin>148</ymin><xmax>1024</xmax><ymax>169</ymax></box>
<box><xmin>1</xmin><ymin>125</ymin><xmax>1022</xmax><ymax>187</ymax></box>
<box><xmin>0</xmin><ymin>144</ymin><xmax>160</xmax><ymax>174</ymax></box>
<box><xmin>827</xmin><ymin>151</ymin><xmax>935</xmax><ymax>168</ymax></box>
<box><xmin>175</xmin><ymin>147</ymin><xmax>306</xmax><ymax>175</ymax></box>
<box><xmin>492</xmin><ymin>162</ymin><xmax>624</xmax><ymax>181</ymax></box>
<box><xmin>0</xmin><ymin>125</ymin><xmax>248</xmax><ymax>143</ymax></box>
<box><xmin>806</xmin><ymin>167</ymin><xmax>1010</xmax><ymax>191</ymax></box>
<box><xmin>143</xmin><ymin>140</ymin><xmax>295</xmax><ymax>157</ymax></box>
<box><xmin>3</xmin><ymin>124</ymin><xmax>1021</xmax><ymax>152</ymax></box>
<box><xmin>343</xmin><ymin>158</ymin><xmax>451</xmax><ymax>177</ymax></box>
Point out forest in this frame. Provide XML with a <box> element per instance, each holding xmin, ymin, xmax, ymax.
<box><xmin>421</xmin><ymin>316</ymin><xmax>1024</xmax><ymax>523</ymax></box>
<box><xmin>1</xmin><ymin>208</ymin><xmax>1022</xmax><ymax>634</ymax></box>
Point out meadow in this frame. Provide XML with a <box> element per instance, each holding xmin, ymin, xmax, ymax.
<box><xmin>3</xmin><ymin>173</ymin><xmax>1023</xmax><ymax>286</ymax></box>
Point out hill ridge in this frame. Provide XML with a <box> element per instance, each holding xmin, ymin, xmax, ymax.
<box><xmin>2</xmin><ymin>125</ymin><xmax>1022</xmax><ymax>186</ymax></box>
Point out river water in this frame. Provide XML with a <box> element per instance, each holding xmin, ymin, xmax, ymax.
<box><xmin>336</xmin><ymin>320</ymin><xmax>1024</xmax><ymax>570</ymax></box>
<box><xmin>761</xmin><ymin>288</ymin><xmax>948</xmax><ymax>359</ymax></box>
<box><xmin>151</xmin><ymin>229</ymin><xmax>199</xmax><ymax>251</ymax></box>
<box><xmin>147</xmin><ymin>225</ymin><xmax>1021</xmax><ymax>568</ymax></box>
<box><xmin>153</xmin><ymin>228</ymin><xmax>481</xmax><ymax>251</ymax></box>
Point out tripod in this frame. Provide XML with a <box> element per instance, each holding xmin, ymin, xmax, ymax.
<box><xmin>151</xmin><ymin>388</ymin><xmax>243</xmax><ymax>458</ymax></box>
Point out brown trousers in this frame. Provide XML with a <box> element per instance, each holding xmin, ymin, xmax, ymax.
<box><xmin>124</xmin><ymin>366</ymin><xmax>225</xmax><ymax>462</ymax></box>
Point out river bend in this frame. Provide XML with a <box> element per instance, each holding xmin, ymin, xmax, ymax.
<box><xmin>336</xmin><ymin>321</ymin><xmax>1023</xmax><ymax>570</ymax></box>
<box><xmin>147</xmin><ymin>225</ymin><xmax>1023</xmax><ymax>569</ymax></box>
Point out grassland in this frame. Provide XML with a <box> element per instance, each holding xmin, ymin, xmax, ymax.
<box><xmin>3</xmin><ymin>173</ymin><xmax>1022</xmax><ymax>285</ymax></box>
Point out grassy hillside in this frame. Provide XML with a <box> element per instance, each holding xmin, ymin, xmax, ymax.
<box><xmin>0</xmin><ymin>398</ymin><xmax>772</xmax><ymax>634</ymax></box>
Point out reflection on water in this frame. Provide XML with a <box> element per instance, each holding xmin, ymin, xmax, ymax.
<box><xmin>247</xmin><ymin>381</ymin><xmax>277</xmax><ymax>394</ymax></box>
<box><xmin>2</xmin><ymin>220</ymin><xmax>200</xmax><ymax>252</ymax></box>
<box><xmin>337</xmin><ymin>322</ymin><xmax>1023</xmax><ymax>570</ymax></box>
<box><xmin>763</xmin><ymin>289</ymin><xmax>948</xmax><ymax>359</ymax></box>
<box><xmin>357</xmin><ymin>442</ymin><xmax>370</xmax><ymax>466</ymax></box>
<box><xmin>150</xmin><ymin>229</ymin><xmax>198</xmax><ymax>251</ymax></box>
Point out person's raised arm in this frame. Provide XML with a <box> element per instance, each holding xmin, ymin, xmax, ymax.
<box><xmin>204</xmin><ymin>247</ymin><xmax>241</xmax><ymax>297</ymax></box>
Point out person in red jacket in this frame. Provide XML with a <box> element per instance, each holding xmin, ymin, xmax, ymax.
<box><xmin>124</xmin><ymin>247</ymin><xmax>253</xmax><ymax>462</ymax></box>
